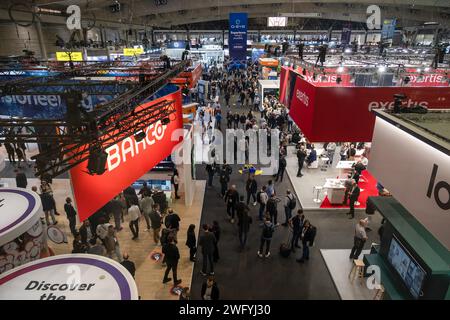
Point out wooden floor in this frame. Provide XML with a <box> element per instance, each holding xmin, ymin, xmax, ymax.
<box><xmin>1</xmin><ymin>177</ymin><xmax>206</xmax><ymax>300</ymax></box>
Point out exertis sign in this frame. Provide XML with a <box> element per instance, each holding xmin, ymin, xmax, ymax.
<box><xmin>69</xmin><ymin>88</ymin><xmax>183</xmax><ymax>222</ymax></box>
<box><xmin>229</xmin><ymin>13</ymin><xmax>248</xmax><ymax>61</ymax></box>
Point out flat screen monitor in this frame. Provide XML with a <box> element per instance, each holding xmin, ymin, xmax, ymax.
<box><xmin>387</xmin><ymin>236</ymin><xmax>426</xmax><ymax>299</ymax></box>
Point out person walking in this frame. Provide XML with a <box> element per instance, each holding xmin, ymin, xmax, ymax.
<box><xmin>258</xmin><ymin>216</ymin><xmax>275</xmax><ymax>258</ymax></box>
<box><xmin>211</xmin><ymin>221</ymin><xmax>221</xmax><ymax>263</ymax></box>
<box><xmin>104</xmin><ymin>225</ymin><xmax>123</xmax><ymax>262</ymax></box>
<box><xmin>289</xmin><ymin>209</ymin><xmax>305</xmax><ymax>251</ymax></box>
<box><xmin>245</xmin><ymin>175</ymin><xmax>258</xmax><ymax>206</ymax></box>
<box><xmin>110</xmin><ymin>196</ymin><xmax>124</xmax><ymax>231</ymax></box>
<box><xmin>296</xmin><ymin>145</ymin><xmax>307</xmax><ymax>177</ymax></box>
<box><xmin>199</xmin><ymin>224</ymin><xmax>216</xmax><ymax>276</ymax></box>
<box><xmin>224</xmin><ymin>185</ymin><xmax>239</xmax><ymax>223</ymax></box>
<box><xmin>120</xmin><ymin>253</ymin><xmax>136</xmax><ymax>278</ymax></box>
<box><xmin>275</xmin><ymin>155</ymin><xmax>287</xmax><ymax>182</ymax></box>
<box><xmin>297</xmin><ymin>220</ymin><xmax>317</xmax><ymax>263</ymax></box>
<box><xmin>201</xmin><ymin>276</ymin><xmax>220</xmax><ymax>300</ymax></box>
<box><xmin>139</xmin><ymin>193</ymin><xmax>154</xmax><ymax>231</ymax></box>
<box><xmin>282</xmin><ymin>190</ymin><xmax>296</xmax><ymax>226</ymax></box>
<box><xmin>205</xmin><ymin>164</ymin><xmax>215</xmax><ymax>187</ymax></box>
<box><xmin>347</xmin><ymin>180</ymin><xmax>360</xmax><ymax>219</ymax></box>
<box><xmin>149</xmin><ymin>204</ymin><xmax>162</xmax><ymax>244</ymax></box>
<box><xmin>64</xmin><ymin>197</ymin><xmax>77</xmax><ymax>236</ymax></box>
<box><xmin>237</xmin><ymin>200</ymin><xmax>252</xmax><ymax>249</ymax></box>
<box><xmin>4</xmin><ymin>141</ymin><xmax>16</xmax><ymax>165</ymax></box>
<box><xmin>186</xmin><ymin>224</ymin><xmax>197</xmax><ymax>262</ymax></box>
<box><xmin>257</xmin><ymin>186</ymin><xmax>269</xmax><ymax>221</ymax></box>
<box><xmin>128</xmin><ymin>201</ymin><xmax>141</xmax><ymax>240</ymax></box>
<box><xmin>219</xmin><ymin>168</ymin><xmax>230</xmax><ymax>198</ymax></box>
<box><xmin>349</xmin><ymin>218</ymin><xmax>369</xmax><ymax>260</ymax></box>
<box><xmin>171</xmin><ymin>169</ymin><xmax>181</xmax><ymax>199</ymax></box>
<box><xmin>15</xmin><ymin>169</ymin><xmax>27</xmax><ymax>188</ymax></box>
<box><xmin>162</xmin><ymin>235</ymin><xmax>182</xmax><ymax>286</ymax></box>
<box><xmin>165</xmin><ymin>208</ymin><xmax>181</xmax><ymax>240</ymax></box>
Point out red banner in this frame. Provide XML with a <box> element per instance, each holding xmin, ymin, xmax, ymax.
<box><xmin>70</xmin><ymin>89</ymin><xmax>184</xmax><ymax>222</ymax></box>
<box><xmin>288</xmin><ymin>74</ymin><xmax>450</xmax><ymax>142</ymax></box>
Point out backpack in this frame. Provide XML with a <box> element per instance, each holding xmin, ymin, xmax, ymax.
<box><xmin>266</xmin><ymin>198</ymin><xmax>276</xmax><ymax>213</ymax></box>
<box><xmin>262</xmin><ymin>223</ymin><xmax>274</xmax><ymax>238</ymax></box>
<box><xmin>288</xmin><ymin>195</ymin><xmax>297</xmax><ymax>210</ymax></box>
<box><xmin>256</xmin><ymin>191</ymin><xmax>263</xmax><ymax>204</ymax></box>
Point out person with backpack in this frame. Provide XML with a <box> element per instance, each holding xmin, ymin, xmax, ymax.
<box><xmin>257</xmin><ymin>186</ymin><xmax>269</xmax><ymax>221</ymax></box>
<box><xmin>266</xmin><ymin>194</ymin><xmax>280</xmax><ymax>226</ymax></box>
<box><xmin>258</xmin><ymin>216</ymin><xmax>276</xmax><ymax>258</ymax></box>
<box><xmin>275</xmin><ymin>155</ymin><xmax>287</xmax><ymax>182</ymax></box>
<box><xmin>245</xmin><ymin>176</ymin><xmax>258</xmax><ymax>206</ymax></box>
<box><xmin>289</xmin><ymin>209</ymin><xmax>305</xmax><ymax>251</ymax></box>
<box><xmin>297</xmin><ymin>220</ymin><xmax>317</xmax><ymax>263</ymax></box>
<box><xmin>224</xmin><ymin>185</ymin><xmax>239</xmax><ymax>224</ymax></box>
<box><xmin>282</xmin><ymin>190</ymin><xmax>296</xmax><ymax>226</ymax></box>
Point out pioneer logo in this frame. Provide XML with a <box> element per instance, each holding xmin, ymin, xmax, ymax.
<box><xmin>105</xmin><ymin>120</ymin><xmax>167</xmax><ymax>172</ymax></box>
<box><xmin>368</xmin><ymin>99</ymin><xmax>429</xmax><ymax>111</ymax></box>
<box><xmin>296</xmin><ymin>89</ymin><xmax>309</xmax><ymax>107</ymax></box>
<box><xmin>427</xmin><ymin>164</ymin><xmax>449</xmax><ymax>211</ymax></box>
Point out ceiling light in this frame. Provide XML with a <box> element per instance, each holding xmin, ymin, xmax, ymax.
<box><xmin>424</xmin><ymin>67</ymin><xmax>430</xmax><ymax>72</ymax></box>
<box><xmin>417</xmin><ymin>68</ymin><xmax>422</xmax><ymax>73</ymax></box>
<box><xmin>337</xmin><ymin>66</ymin><xmax>344</xmax><ymax>73</ymax></box>
<box><xmin>378</xmin><ymin>66</ymin><xmax>386</xmax><ymax>73</ymax></box>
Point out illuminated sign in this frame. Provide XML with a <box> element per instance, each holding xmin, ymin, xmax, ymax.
<box><xmin>123</xmin><ymin>48</ymin><xmax>144</xmax><ymax>56</ymax></box>
<box><xmin>56</xmin><ymin>52</ymin><xmax>83</xmax><ymax>61</ymax></box>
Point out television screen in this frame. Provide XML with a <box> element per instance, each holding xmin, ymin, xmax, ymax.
<box><xmin>268</xmin><ymin>17</ymin><xmax>287</xmax><ymax>27</ymax></box>
<box><xmin>387</xmin><ymin>237</ymin><xmax>426</xmax><ymax>299</ymax></box>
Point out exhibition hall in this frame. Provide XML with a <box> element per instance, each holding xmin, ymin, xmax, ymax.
<box><xmin>0</xmin><ymin>0</ymin><xmax>449</xmax><ymax>308</ymax></box>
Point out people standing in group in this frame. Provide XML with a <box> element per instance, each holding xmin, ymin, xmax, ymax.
<box><xmin>224</xmin><ymin>185</ymin><xmax>239</xmax><ymax>224</ymax></box>
<box><xmin>296</xmin><ymin>220</ymin><xmax>317</xmax><ymax>263</ymax></box>
<box><xmin>171</xmin><ymin>169</ymin><xmax>181</xmax><ymax>199</ymax></box>
<box><xmin>245</xmin><ymin>175</ymin><xmax>258</xmax><ymax>206</ymax></box>
<box><xmin>149</xmin><ymin>204</ymin><xmax>162</xmax><ymax>245</ymax></box>
<box><xmin>347</xmin><ymin>180</ymin><xmax>360</xmax><ymax>219</ymax></box>
<box><xmin>162</xmin><ymin>235</ymin><xmax>182</xmax><ymax>286</ymax></box>
<box><xmin>282</xmin><ymin>190</ymin><xmax>296</xmax><ymax>226</ymax></box>
<box><xmin>258</xmin><ymin>216</ymin><xmax>275</xmax><ymax>258</ymax></box>
<box><xmin>349</xmin><ymin>218</ymin><xmax>369</xmax><ymax>259</ymax></box>
<box><xmin>257</xmin><ymin>185</ymin><xmax>269</xmax><ymax>221</ymax></box>
<box><xmin>186</xmin><ymin>224</ymin><xmax>197</xmax><ymax>262</ymax></box>
<box><xmin>64</xmin><ymin>197</ymin><xmax>77</xmax><ymax>236</ymax></box>
<box><xmin>201</xmin><ymin>276</ymin><xmax>220</xmax><ymax>300</ymax></box>
<box><xmin>104</xmin><ymin>225</ymin><xmax>123</xmax><ymax>262</ymax></box>
<box><xmin>128</xmin><ymin>200</ymin><xmax>141</xmax><ymax>240</ymax></box>
<box><xmin>121</xmin><ymin>253</ymin><xmax>136</xmax><ymax>278</ymax></box>
<box><xmin>289</xmin><ymin>209</ymin><xmax>305</xmax><ymax>251</ymax></box>
<box><xmin>199</xmin><ymin>224</ymin><xmax>216</xmax><ymax>276</ymax></box>
<box><xmin>15</xmin><ymin>169</ymin><xmax>27</xmax><ymax>188</ymax></box>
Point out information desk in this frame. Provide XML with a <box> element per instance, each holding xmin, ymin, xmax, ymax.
<box><xmin>323</xmin><ymin>178</ymin><xmax>347</xmax><ymax>204</ymax></box>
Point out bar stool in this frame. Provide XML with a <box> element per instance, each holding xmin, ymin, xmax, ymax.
<box><xmin>348</xmin><ymin>259</ymin><xmax>365</xmax><ymax>285</ymax></box>
<box><xmin>373</xmin><ymin>284</ymin><xmax>385</xmax><ymax>300</ymax></box>
<box><xmin>313</xmin><ymin>186</ymin><xmax>323</xmax><ymax>203</ymax></box>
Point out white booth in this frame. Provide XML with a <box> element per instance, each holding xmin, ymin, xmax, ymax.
<box><xmin>258</xmin><ymin>79</ymin><xmax>280</xmax><ymax>111</ymax></box>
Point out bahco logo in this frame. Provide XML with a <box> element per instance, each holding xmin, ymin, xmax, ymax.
<box><xmin>296</xmin><ymin>89</ymin><xmax>309</xmax><ymax>107</ymax></box>
<box><xmin>368</xmin><ymin>99</ymin><xmax>429</xmax><ymax>111</ymax></box>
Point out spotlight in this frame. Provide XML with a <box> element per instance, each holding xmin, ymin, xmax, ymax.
<box><xmin>161</xmin><ymin>117</ymin><xmax>170</xmax><ymax>125</ymax></box>
<box><xmin>87</xmin><ymin>147</ymin><xmax>108</xmax><ymax>175</ymax></box>
<box><xmin>337</xmin><ymin>66</ymin><xmax>344</xmax><ymax>73</ymax></box>
<box><xmin>378</xmin><ymin>65</ymin><xmax>386</xmax><ymax>73</ymax></box>
<box><xmin>134</xmin><ymin>131</ymin><xmax>146</xmax><ymax>142</ymax></box>
<box><xmin>424</xmin><ymin>67</ymin><xmax>430</xmax><ymax>72</ymax></box>
<box><xmin>417</xmin><ymin>68</ymin><xmax>422</xmax><ymax>73</ymax></box>
<box><xmin>344</xmin><ymin>48</ymin><xmax>352</xmax><ymax>54</ymax></box>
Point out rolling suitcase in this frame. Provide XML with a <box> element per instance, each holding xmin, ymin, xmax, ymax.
<box><xmin>279</xmin><ymin>230</ymin><xmax>292</xmax><ymax>258</ymax></box>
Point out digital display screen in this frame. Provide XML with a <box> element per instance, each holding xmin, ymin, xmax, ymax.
<box><xmin>268</xmin><ymin>17</ymin><xmax>287</xmax><ymax>27</ymax></box>
<box><xmin>387</xmin><ymin>237</ymin><xmax>426</xmax><ymax>299</ymax></box>
<box><xmin>132</xmin><ymin>179</ymin><xmax>171</xmax><ymax>191</ymax></box>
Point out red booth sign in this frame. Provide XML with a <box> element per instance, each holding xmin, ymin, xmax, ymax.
<box><xmin>69</xmin><ymin>90</ymin><xmax>184</xmax><ymax>222</ymax></box>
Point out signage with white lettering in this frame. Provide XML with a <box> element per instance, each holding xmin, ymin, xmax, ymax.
<box><xmin>369</xmin><ymin>117</ymin><xmax>450</xmax><ymax>250</ymax></box>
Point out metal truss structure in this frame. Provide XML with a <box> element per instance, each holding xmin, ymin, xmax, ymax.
<box><xmin>0</xmin><ymin>59</ymin><xmax>189</xmax><ymax>178</ymax></box>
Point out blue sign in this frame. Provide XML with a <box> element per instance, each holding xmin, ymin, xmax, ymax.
<box><xmin>167</xmin><ymin>41</ymin><xmax>187</xmax><ymax>49</ymax></box>
<box><xmin>381</xmin><ymin>19</ymin><xmax>397</xmax><ymax>40</ymax></box>
<box><xmin>229</xmin><ymin>13</ymin><xmax>248</xmax><ymax>62</ymax></box>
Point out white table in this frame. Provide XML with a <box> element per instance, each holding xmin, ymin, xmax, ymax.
<box><xmin>336</xmin><ymin>161</ymin><xmax>356</xmax><ymax>178</ymax></box>
<box><xmin>323</xmin><ymin>178</ymin><xmax>347</xmax><ymax>204</ymax></box>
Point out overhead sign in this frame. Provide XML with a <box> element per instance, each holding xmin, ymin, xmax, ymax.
<box><xmin>229</xmin><ymin>12</ymin><xmax>248</xmax><ymax>62</ymax></box>
<box><xmin>341</xmin><ymin>24</ymin><xmax>352</xmax><ymax>45</ymax></box>
<box><xmin>381</xmin><ymin>19</ymin><xmax>397</xmax><ymax>40</ymax></box>
<box><xmin>268</xmin><ymin>17</ymin><xmax>287</xmax><ymax>27</ymax></box>
<box><xmin>0</xmin><ymin>254</ymin><xmax>139</xmax><ymax>300</ymax></box>
<box><xmin>123</xmin><ymin>47</ymin><xmax>144</xmax><ymax>56</ymax></box>
<box><xmin>369</xmin><ymin>117</ymin><xmax>450</xmax><ymax>250</ymax></box>
<box><xmin>69</xmin><ymin>88</ymin><xmax>183</xmax><ymax>222</ymax></box>
<box><xmin>281</xmin><ymin>12</ymin><xmax>321</xmax><ymax>18</ymax></box>
<box><xmin>56</xmin><ymin>52</ymin><xmax>83</xmax><ymax>61</ymax></box>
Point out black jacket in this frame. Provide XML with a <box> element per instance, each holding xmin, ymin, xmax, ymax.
<box><xmin>15</xmin><ymin>173</ymin><xmax>27</xmax><ymax>188</ymax></box>
<box><xmin>199</xmin><ymin>231</ymin><xmax>216</xmax><ymax>255</ymax></box>
<box><xmin>297</xmin><ymin>149</ymin><xmax>307</xmax><ymax>162</ymax></box>
<box><xmin>186</xmin><ymin>230</ymin><xmax>196</xmax><ymax>248</ymax></box>
<box><xmin>301</xmin><ymin>226</ymin><xmax>317</xmax><ymax>246</ymax></box>
<box><xmin>79</xmin><ymin>223</ymin><xmax>94</xmax><ymax>245</ymax></box>
<box><xmin>246</xmin><ymin>179</ymin><xmax>257</xmax><ymax>193</ymax></box>
<box><xmin>349</xmin><ymin>186</ymin><xmax>361</xmax><ymax>201</ymax></box>
<box><xmin>201</xmin><ymin>282</ymin><xmax>220</xmax><ymax>300</ymax></box>
<box><xmin>225</xmin><ymin>190</ymin><xmax>239</xmax><ymax>205</ymax></box>
<box><xmin>121</xmin><ymin>260</ymin><xmax>136</xmax><ymax>278</ymax></box>
<box><xmin>162</xmin><ymin>243</ymin><xmax>180</xmax><ymax>265</ymax></box>
<box><xmin>165</xmin><ymin>213</ymin><xmax>181</xmax><ymax>230</ymax></box>
<box><xmin>64</xmin><ymin>203</ymin><xmax>77</xmax><ymax>219</ymax></box>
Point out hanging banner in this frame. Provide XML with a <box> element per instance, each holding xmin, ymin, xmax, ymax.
<box><xmin>56</xmin><ymin>52</ymin><xmax>83</xmax><ymax>61</ymax></box>
<box><xmin>123</xmin><ymin>47</ymin><xmax>144</xmax><ymax>56</ymax></box>
<box><xmin>69</xmin><ymin>88</ymin><xmax>184</xmax><ymax>222</ymax></box>
<box><xmin>229</xmin><ymin>12</ymin><xmax>248</xmax><ymax>62</ymax></box>
<box><xmin>381</xmin><ymin>19</ymin><xmax>397</xmax><ymax>40</ymax></box>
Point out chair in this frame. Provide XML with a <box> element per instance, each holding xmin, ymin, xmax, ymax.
<box><xmin>313</xmin><ymin>186</ymin><xmax>323</xmax><ymax>203</ymax></box>
<box><xmin>307</xmin><ymin>160</ymin><xmax>319</xmax><ymax>169</ymax></box>
<box><xmin>373</xmin><ymin>284</ymin><xmax>385</xmax><ymax>300</ymax></box>
<box><xmin>348</xmin><ymin>259</ymin><xmax>365</xmax><ymax>285</ymax></box>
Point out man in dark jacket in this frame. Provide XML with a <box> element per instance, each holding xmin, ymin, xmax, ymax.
<box><xmin>296</xmin><ymin>146</ymin><xmax>307</xmax><ymax>177</ymax></box>
<box><xmin>224</xmin><ymin>185</ymin><xmax>239</xmax><ymax>223</ymax></box>
<box><xmin>162</xmin><ymin>236</ymin><xmax>182</xmax><ymax>285</ymax></box>
<box><xmin>275</xmin><ymin>155</ymin><xmax>287</xmax><ymax>182</ymax></box>
<box><xmin>198</xmin><ymin>224</ymin><xmax>216</xmax><ymax>276</ymax></box>
<box><xmin>245</xmin><ymin>176</ymin><xmax>258</xmax><ymax>206</ymax></box>
<box><xmin>149</xmin><ymin>204</ymin><xmax>162</xmax><ymax>244</ymax></box>
<box><xmin>237</xmin><ymin>197</ymin><xmax>252</xmax><ymax>249</ymax></box>
<box><xmin>297</xmin><ymin>220</ymin><xmax>317</xmax><ymax>263</ymax></box>
<box><xmin>347</xmin><ymin>180</ymin><xmax>361</xmax><ymax>219</ymax></box>
<box><xmin>64</xmin><ymin>197</ymin><xmax>77</xmax><ymax>235</ymax></box>
<box><xmin>79</xmin><ymin>220</ymin><xmax>94</xmax><ymax>245</ymax></box>
<box><xmin>201</xmin><ymin>276</ymin><xmax>220</xmax><ymax>300</ymax></box>
<box><xmin>120</xmin><ymin>253</ymin><xmax>136</xmax><ymax>278</ymax></box>
<box><xmin>289</xmin><ymin>209</ymin><xmax>305</xmax><ymax>251</ymax></box>
<box><xmin>15</xmin><ymin>170</ymin><xmax>27</xmax><ymax>188</ymax></box>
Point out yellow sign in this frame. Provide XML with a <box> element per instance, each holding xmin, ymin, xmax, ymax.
<box><xmin>123</xmin><ymin>47</ymin><xmax>144</xmax><ymax>56</ymax></box>
<box><xmin>56</xmin><ymin>52</ymin><xmax>83</xmax><ymax>61</ymax></box>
